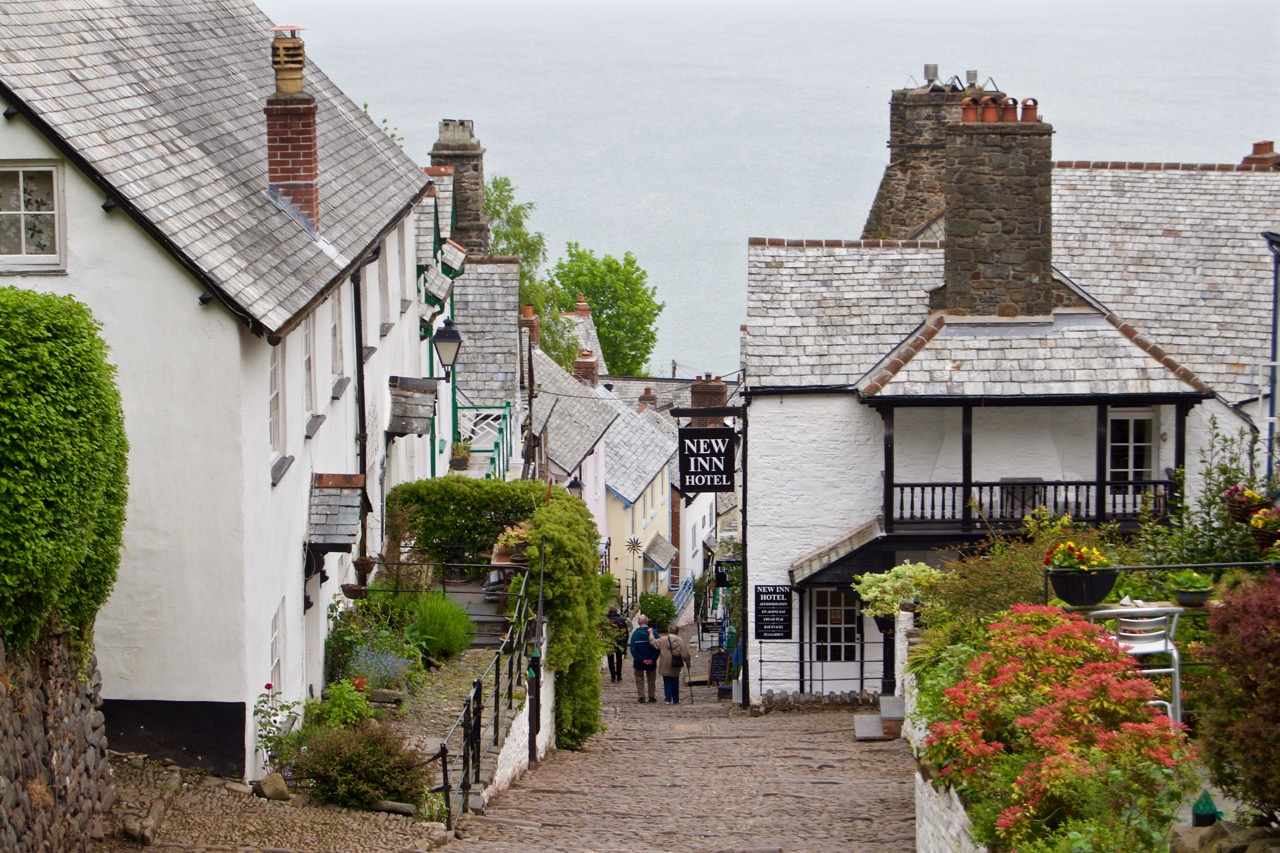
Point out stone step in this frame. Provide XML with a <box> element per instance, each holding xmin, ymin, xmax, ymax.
<box><xmin>879</xmin><ymin>695</ymin><xmax>905</xmax><ymax>720</ymax></box>
<box><xmin>853</xmin><ymin>714</ymin><xmax>895</xmax><ymax>742</ymax></box>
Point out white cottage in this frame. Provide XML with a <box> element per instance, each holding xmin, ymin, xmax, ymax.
<box><xmin>0</xmin><ymin>1</ymin><xmax>467</xmax><ymax>775</ymax></box>
<box><xmin>741</xmin><ymin>74</ymin><xmax>1280</xmax><ymax>700</ymax></box>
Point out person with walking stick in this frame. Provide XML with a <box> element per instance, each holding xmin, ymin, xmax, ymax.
<box><xmin>654</xmin><ymin>624</ymin><xmax>693</xmax><ymax>705</ymax></box>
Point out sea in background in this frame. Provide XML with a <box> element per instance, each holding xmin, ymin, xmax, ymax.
<box><xmin>257</xmin><ymin>0</ymin><xmax>1278</xmax><ymax>378</ymax></box>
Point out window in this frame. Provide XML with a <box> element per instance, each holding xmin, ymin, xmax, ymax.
<box><xmin>330</xmin><ymin>289</ymin><xmax>344</xmax><ymax>378</ymax></box>
<box><xmin>0</xmin><ymin>165</ymin><xmax>63</xmax><ymax>269</ymax></box>
<box><xmin>269</xmin><ymin>598</ymin><xmax>285</xmax><ymax>691</ymax></box>
<box><xmin>813</xmin><ymin>589</ymin><xmax>860</xmax><ymax>662</ymax></box>
<box><xmin>377</xmin><ymin>240</ymin><xmax>391</xmax><ymax>333</ymax></box>
<box><xmin>269</xmin><ymin>343</ymin><xmax>284</xmax><ymax>454</ymax></box>
<box><xmin>302</xmin><ymin>313</ymin><xmax>315</xmax><ymax>414</ymax></box>
<box><xmin>398</xmin><ymin>224</ymin><xmax>412</xmax><ymax>305</ymax></box>
<box><xmin>1109</xmin><ymin>411</ymin><xmax>1155</xmax><ymax>493</ymax></box>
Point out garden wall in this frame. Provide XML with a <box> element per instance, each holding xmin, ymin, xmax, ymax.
<box><xmin>485</xmin><ymin>635</ymin><xmax>556</xmax><ymax>803</ymax></box>
<box><xmin>1</xmin><ymin>632</ymin><xmax>116</xmax><ymax>851</ymax></box>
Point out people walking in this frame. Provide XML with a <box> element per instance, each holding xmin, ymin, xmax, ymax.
<box><xmin>630</xmin><ymin>614</ymin><xmax>659</xmax><ymax>703</ymax></box>
<box><xmin>654</xmin><ymin>624</ymin><xmax>693</xmax><ymax>704</ymax></box>
<box><xmin>605</xmin><ymin>606</ymin><xmax>628</xmax><ymax>682</ymax></box>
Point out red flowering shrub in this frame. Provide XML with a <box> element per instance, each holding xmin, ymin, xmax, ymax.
<box><xmin>1198</xmin><ymin>572</ymin><xmax>1280</xmax><ymax>824</ymax></box>
<box><xmin>922</xmin><ymin>606</ymin><xmax>1197</xmax><ymax>851</ymax></box>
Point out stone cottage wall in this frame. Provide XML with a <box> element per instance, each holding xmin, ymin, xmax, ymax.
<box><xmin>1</xmin><ymin>632</ymin><xmax>115</xmax><ymax>851</ymax></box>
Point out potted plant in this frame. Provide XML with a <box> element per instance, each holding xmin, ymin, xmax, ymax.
<box><xmin>1250</xmin><ymin>506</ymin><xmax>1280</xmax><ymax>550</ymax></box>
<box><xmin>1222</xmin><ymin>483</ymin><xmax>1270</xmax><ymax>523</ymax></box>
<box><xmin>1045</xmin><ymin>541</ymin><xmax>1117</xmax><ymax>606</ymax></box>
<box><xmin>851</xmin><ymin>561</ymin><xmax>939</xmax><ymax>634</ymax></box>
<box><xmin>449</xmin><ymin>439</ymin><xmax>472</xmax><ymax>471</ymax></box>
<box><xmin>1168</xmin><ymin>569</ymin><xmax>1213</xmax><ymax>607</ymax></box>
<box><xmin>494</xmin><ymin>520</ymin><xmax>532</xmax><ymax>563</ymax></box>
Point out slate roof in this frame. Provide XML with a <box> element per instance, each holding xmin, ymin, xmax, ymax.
<box><xmin>600</xmin><ymin>391</ymin><xmax>677</xmax><ymax>505</ymax></box>
<box><xmin>387</xmin><ymin>377</ymin><xmax>438</xmax><ymax>437</ymax></box>
<box><xmin>602</xmin><ymin>377</ymin><xmax>694</xmax><ymax>413</ymax></box>
<box><xmin>307</xmin><ymin>474</ymin><xmax>365</xmax><ymax>552</ymax></box>
<box><xmin>565</xmin><ymin>312</ymin><xmax>608</xmax><ymax>374</ymax></box>
<box><xmin>643</xmin><ymin>534</ymin><xmax>678</xmax><ymax>570</ymax></box>
<box><xmin>0</xmin><ymin>0</ymin><xmax>429</xmax><ymax>334</ymax></box>
<box><xmin>530</xmin><ymin>349</ymin><xmax>618</xmax><ymax>473</ymax></box>
<box><xmin>454</xmin><ymin>259</ymin><xmax>520</xmax><ymax>404</ymax></box>
<box><xmin>744</xmin><ymin>167</ymin><xmax>1280</xmax><ymax>402</ymax></box>
<box><xmin>858</xmin><ymin>310</ymin><xmax>1208</xmax><ymax>398</ymax></box>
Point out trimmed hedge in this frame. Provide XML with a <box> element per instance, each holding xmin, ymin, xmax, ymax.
<box><xmin>0</xmin><ymin>287</ymin><xmax>128</xmax><ymax>648</ymax></box>
<box><xmin>389</xmin><ymin>477</ymin><xmax>547</xmax><ymax>564</ymax></box>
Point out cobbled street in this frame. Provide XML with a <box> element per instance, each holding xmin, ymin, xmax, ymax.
<box><xmin>453</xmin><ymin>669</ymin><xmax>916</xmax><ymax>853</ymax></box>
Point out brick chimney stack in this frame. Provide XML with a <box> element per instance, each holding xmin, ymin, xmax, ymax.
<box><xmin>518</xmin><ymin>304</ymin><xmax>540</xmax><ymax>348</ymax></box>
<box><xmin>690</xmin><ymin>373</ymin><xmax>727</xmax><ymax>427</ymax></box>
<box><xmin>572</xmin><ymin>349</ymin><xmax>598</xmax><ymax>385</ymax></box>
<box><xmin>574</xmin><ymin>295</ymin><xmax>592</xmax><ymax>317</ymax></box>
<box><xmin>638</xmin><ymin>387</ymin><xmax>659</xmax><ymax>409</ymax></box>
<box><xmin>430</xmin><ymin>120</ymin><xmax>490</xmax><ymax>254</ymax></box>
<box><xmin>1243</xmin><ymin>141</ymin><xmax>1280</xmax><ymax>168</ymax></box>
<box><xmin>936</xmin><ymin>97</ymin><xmax>1053</xmax><ymax>317</ymax></box>
<box><xmin>265</xmin><ymin>26</ymin><xmax>319</xmax><ymax>228</ymax></box>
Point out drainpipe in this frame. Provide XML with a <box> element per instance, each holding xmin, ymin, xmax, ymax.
<box><xmin>350</xmin><ymin>247</ymin><xmax>381</xmax><ymax>561</ymax></box>
<box><xmin>1264</xmin><ymin>229</ymin><xmax>1280</xmax><ymax>483</ymax></box>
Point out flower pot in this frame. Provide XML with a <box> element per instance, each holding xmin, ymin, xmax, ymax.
<box><xmin>340</xmin><ymin>583</ymin><xmax>367</xmax><ymax>600</ymax></box>
<box><xmin>1173</xmin><ymin>588</ymin><xmax>1212</xmax><ymax>608</ymax></box>
<box><xmin>449</xmin><ymin>455</ymin><xmax>470</xmax><ymax>471</ymax></box>
<box><xmin>1227</xmin><ymin>501</ymin><xmax>1269</xmax><ymax>524</ymax></box>
<box><xmin>1048</xmin><ymin>569</ymin><xmax>1118</xmax><ymax>607</ymax></box>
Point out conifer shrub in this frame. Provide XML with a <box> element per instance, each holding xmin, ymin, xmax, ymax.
<box><xmin>0</xmin><ymin>287</ymin><xmax>128</xmax><ymax>648</ymax></box>
<box><xmin>1198</xmin><ymin>571</ymin><xmax>1280</xmax><ymax>825</ymax></box>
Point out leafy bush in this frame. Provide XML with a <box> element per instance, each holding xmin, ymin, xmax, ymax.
<box><xmin>1198</xmin><ymin>572</ymin><xmax>1280</xmax><ymax>824</ymax></box>
<box><xmin>638</xmin><ymin>592</ymin><xmax>676</xmax><ymax>632</ymax></box>
<box><xmin>406</xmin><ymin>591</ymin><xmax>475</xmax><ymax>661</ymax></box>
<box><xmin>388</xmin><ymin>478</ymin><xmax>546</xmax><ymax>564</ymax></box>
<box><xmin>0</xmin><ymin>287</ymin><xmax>128</xmax><ymax>648</ymax></box>
<box><xmin>308</xmin><ymin>679</ymin><xmax>374</xmax><ymax>729</ymax></box>
<box><xmin>920</xmin><ymin>606</ymin><xmax>1196</xmax><ymax>851</ymax></box>
<box><xmin>852</xmin><ymin>561</ymin><xmax>940</xmax><ymax>617</ymax></box>
<box><xmin>289</xmin><ymin>720</ymin><xmax>433</xmax><ymax>809</ymax></box>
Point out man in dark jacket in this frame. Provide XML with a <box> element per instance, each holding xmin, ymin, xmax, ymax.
<box><xmin>606</xmin><ymin>607</ymin><xmax>628</xmax><ymax>682</ymax></box>
<box><xmin>630</xmin><ymin>614</ymin><xmax>659</xmax><ymax>703</ymax></box>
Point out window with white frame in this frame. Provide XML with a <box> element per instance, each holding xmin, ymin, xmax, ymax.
<box><xmin>269</xmin><ymin>343</ymin><xmax>284</xmax><ymax>454</ymax></box>
<box><xmin>330</xmin><ymin>290</ymin><xmax>344</xmax><ymax>379</ymax></box>
<box><xmin>1108</xmin><ymin>410</ymin><xmax>1155</xmax><ymax>496</ymax></box>
<box><xmin>269</xmin><ymin>598</ymin><xmax>284</xmax><ymax>690</ymax></box>
<box><xmin>813</xmin><ymin>588</ymin><xmax>860</xmax><ymax>662</ymax></box>
<box><xmin>302</xmin><ymin>314</ymin><xmax>315</xmax><ymax>414</ymax></box>
<box><xmin>0</xmin><ymin>164</ymin><xmax>63</xmax><ymax>269</ymax></box>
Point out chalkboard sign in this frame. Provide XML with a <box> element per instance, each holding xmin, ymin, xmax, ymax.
<box><xmin>754</xmin><ymin>584</ymin><xmax>793</xmax><ymax>640</ymax></box>
<box><xmin>708</xmin><ymin>650</ymin><xmax>729</xmax><ymax>686</ymax></box>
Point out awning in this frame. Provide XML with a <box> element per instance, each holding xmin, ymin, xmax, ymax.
<box><xmin>643</xmin><ymin>534</ymin><xmax>678</xmax><ymax>571</ymax></box>
<box><xmin>307</xmin><ymin>473</ymin><xmax>365</xmax><ymax>554</ymax></box>
<box><xmin>789</xmin><ymin>518</ymin><xmax>883</xmax><ymax>587</ymax></box>
<box><xmin>387</xmin><ymin>376</ymin><xmax>438</xmax><ymax>437</ymax></box>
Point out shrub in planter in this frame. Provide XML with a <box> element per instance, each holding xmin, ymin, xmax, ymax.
<box><xmin>405</xmin><ymin>591</ymin><xmax>474</xmax><ymax>661</ymax></box>
<box><xmin>638</xmin><ymin>592</ymin><xmax>676</xmax><ymax>632</ymax></box>
<box><xmin>1198</xmin><ymin>572</ymin><xmax>1280</xmax><ymax>825</ymax></box>
<box><xmin>851</xmin><ymin>560</ymin><xmax>939</xmax><ymax>617</ymax></box>
<box><xmin>289</xmin><ymin>720</ymin><xmax>433</xmax><ymax>810</ymax></box>
<box><xmin>921</xmin><ymin>605</ymin><xmax>1196</xmax><ymax>852</ymax></box>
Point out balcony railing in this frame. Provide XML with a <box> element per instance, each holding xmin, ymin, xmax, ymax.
<box><xmin>891</xmin><ymin>479</ymin><xmax>1173</xmax><ymax>528</ymax></box>
<box><xmin>457</xmin><ymin>401</ymin><xmax>514</xmax><ymax>481</ymax></box>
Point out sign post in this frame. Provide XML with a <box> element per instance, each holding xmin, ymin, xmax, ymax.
<box><xmin>678</xmin><ymin>426</ymin><xmax>736</xmax><ymax>493</ymax></box>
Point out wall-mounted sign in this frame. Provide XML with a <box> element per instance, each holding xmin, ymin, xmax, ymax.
<box><xmin>754</xmin><ymin>584</ymin><xmax>793</xmax><ymax>640</ymax></box>
<box><xmin>678</xmin><ymin>426</ymin><xmax>736</xmax><ymax>493</ymax></box>
<box><xmin>714</xmin><ymin>558</ymin><xmax>739</xmax><ymax>589</ymax></box>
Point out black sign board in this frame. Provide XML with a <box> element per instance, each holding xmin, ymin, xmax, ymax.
<box><xmin>708</xmin><ymin>650</ymin><xmax>729</xmax><ymax>686</ymax></box>
<box><xmin>754</xmin><ymin>584</ymin><xmax>793</xmax><ymax>640</ymax></box>
<box><xmin>714</xmin><ymin>558</ymin><xmax>739</xmax><ymax>589</ymax></box>
<box><xmin>678</xmin><ymin>427</ymin><xmax>736</xmax><ymax>493</ymax></box>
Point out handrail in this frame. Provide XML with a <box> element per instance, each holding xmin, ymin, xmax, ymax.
<box><xmin>458</xmin><ymin>401</ymin><xmax>514</xmax><ymax>480</ymax></box>
<box><xmin>892</xmin><ymin>478</ymin><xmax>1174</xmax><ymax>525</ymax></box>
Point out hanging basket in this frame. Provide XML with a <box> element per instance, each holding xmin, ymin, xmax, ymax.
<box><xmin>1048</xmin><ymin>569</ymin><xmax>1118</xmax><ymax>607</ymax></box>
<box><xmin>1250</xmin><ymin>526</ymin><xmax>1280</xmax><ymax>550</ymax></box>
<box><xmin>340</xmin><ymin>583</ymin><xmax>367</xmax><ymax>600</ymax></box>
<box><xmin>1227</xmin><ymin>501</ymin><xmax>1269</xmax><ymax>524</ymax></box>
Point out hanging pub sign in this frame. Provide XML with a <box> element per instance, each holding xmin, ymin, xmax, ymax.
<box><xmin>714</xmin><ymin>559</ymin><xmax>739</xmax><ymax>589</ymax></box>
<box><xmin>678</xmin><ymin>426</ymin><xmax>736</xmax><ymax>493</ymax></box>
<box><xmin>754</xmin><ymin>584</ymin><xmax>793</xmax><ymax>640</ymax></box>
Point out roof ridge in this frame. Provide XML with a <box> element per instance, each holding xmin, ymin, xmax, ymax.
<box><xmin>859</xmin><ymin>314</ymin><xmax>947</xmax><ymax>396</ymax></box>
<box><xmin>1054</xmin><ymin>161</ymin><xmax>1277</xmax><ymax>173</ymax></box>
<box><xmin>1104</xmin><ymin>313</ymin><xmax>1211</xmax><ymax>393</ymax></box>
<box><xmin>748</xmin><ymin>237</ymin><xmax>945</xmax><ymax>248</ymax></box>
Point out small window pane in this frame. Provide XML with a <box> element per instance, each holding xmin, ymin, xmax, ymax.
<box><xmin>0</xmin><ymin>215</ymin><xmax>19</xmax><ymax>253</ymax></box>
<box><xmin>25</xmin><ymin>214</ymin><xmax>56</xmax><ymax>254</ymax></box>
<box><xmin>0</xmin><ymin>173</ymin><xmax>19</xmax><ymax>211</ymax></box>
<box><xmin>1132</xmin><ymin>419</ymin><xmax>1152</xmax><ymax>443</ymax></box>
<box><xmin>1110</xmin><ymin>419</ymin><xmax>1129</xmax><ymax>443</ymax></box>
<box><xmin>23</xmin><ymin>171</ymin><xmax>54</xmax><ymax>211</ymax></box>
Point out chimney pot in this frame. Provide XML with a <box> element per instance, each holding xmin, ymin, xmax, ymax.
<box><xmin>269</xmin><ymin>27</ymin><xmax>307</xmax><ymax>96</ymax></box>
<box><xmin>1000</xmin><ymin>97</ymin><xmax>1019</xmax><ymax>122</ymax></box>
<box><xmin>572</xmin><ymin>349</ymin><xmax>598</xmax><ymax>384</ymax></box>
<box><xmin>1020</xmin><ymin>97</ymin><xmax>1040</xmax><ymax>122</ymax></box>
<box><xmin>265</xmin><ymin>27</ymin><xmax>319</xmax><ymax>228</ymax></box>
<box><xmin>1254</xmin><ymin>141</ymin><xmax>1275</xmax><ymax>156</ymax></box>
<box><xmin>575</xmin><ymin>295</ymin><xmax>591</xmax><ymax>316</ymax></box>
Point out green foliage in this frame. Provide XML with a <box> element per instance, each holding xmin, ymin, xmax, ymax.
<box><xmin>527</xmin><ymin>492</ymin><xmax>605</xmax><ymax>748</ymax></box>
<box><xmin>405</xmin><ymin>591</ymin><xmax>475</xmax><ymax>661</ymax></box>
<box><xmin>253</xmin><ymin>685</ymin><xmax>302</xmax><ymax>773</ymax></box>
<box><xmin>361</xmin><ymin>103</ymin><xmax>404</xmax><ymax>147</ymax></box>
<box><xmin>851</xmin><ymin>561</ymin><xmax>940</xmax><ymax>617</ymax></box>
<box><xmin>388</xmin><ymin>477</ymin><xmax>546</xmax><ymax>564</ymax></box>
<box><xmin>0</xmin><ymin>287</ymin><xmax>129</xmax><ymax>648</ymax></box>
<box><xmin>289</xmin><ymin>720</ymin><xmax>432</xmax><ymax>810</ymax></box>
<box><xmin>550</xmin><ymin>242</ymin><xmax>664</xmax><ymax>376</ymax></box>
<box><xmin>1168</xmin><ymin>569</ymin><xmax>1212</xmax><ymax>591</ymax></box>
<box><xmin>920</xmin><ymin>606</ymin><xmax>1197</xmax><ymax>851</ymax></box>
<box><xmin>638</xmin><ymin>592</ymin><xmax>676</xmax><ymax>632</ymax></box>
<box><xmin>308</xmin><ymin>679</ymin><xmax>375</xmax><ymax>729</ymax></box>
<box><xmin>484</xmin><ymin>175</ymin><xmax>578</xmax><ymax>369</ymax></box>
<box><xmin>1198</xmin><ymin>572</ymin><xmax>1280</xmax><ymax>824</ymax></box>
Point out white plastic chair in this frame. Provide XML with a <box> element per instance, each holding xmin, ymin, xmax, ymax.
<box><xmin>1088</xmin><ymin>606</ymin><xmax>1183</xmax><ymax>724</ymax></box>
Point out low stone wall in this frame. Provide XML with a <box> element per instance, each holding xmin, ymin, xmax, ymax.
<box><xmin>915</xmin><ymin>770</ymin><xmax>988</xmax><ymax>853</ymax></box>
<box><xmin>483</xmin><ymin>636</ymin><xmax>556</xmax><ymax>803</ymax></box>
<box><xmin>758</xmin><ymin>689</ymin><xmax>879</xmax><ymax>711</ymax></box>
<box><xmin>1</xmin><ymin>632</ymin><xmax>116</xmax><ymax>851</ymax></box>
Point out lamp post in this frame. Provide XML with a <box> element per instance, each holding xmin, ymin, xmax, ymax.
<box><xmin>432</xmin><ymin>317</ymin><xmax>463</xmax><ymax>444</ymax></box>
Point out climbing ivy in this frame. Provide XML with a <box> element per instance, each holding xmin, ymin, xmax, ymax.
<box><xmin>0</xmin><ymin>287</ymin><xmax>128</xmax><ymax>648</ymax></box>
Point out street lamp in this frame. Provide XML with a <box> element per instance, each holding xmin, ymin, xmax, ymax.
<box><xmin>432</xmin><ymin>318</ymin><xmax>463</xmax><ymax>381</ymax></box>
<box><xmin>566</xmin><ymin>476</ymin><xmax>583</xmax><ymax>498</ymax></box>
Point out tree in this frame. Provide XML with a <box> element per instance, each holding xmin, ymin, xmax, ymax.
<box><xmin>484</xmin><ymin>176</ymin><xmax>578</xmax><ymax>369</ymax></box>
<box><xmin>550</xmin><ymin>243</ymin><xmax>664</xmax><ymax>376</ymax></box>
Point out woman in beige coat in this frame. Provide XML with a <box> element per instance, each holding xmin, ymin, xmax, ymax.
<box><xmin>654</xmin><ymin>625</ymin><xmax>693</xmax><ymax>704</ymax></box>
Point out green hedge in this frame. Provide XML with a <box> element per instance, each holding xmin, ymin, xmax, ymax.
<box><xmin>388</xmin><ymin>477</ymin><xmax>547</xmax><ymax>564</ymax></box>
<box><xmin>0</xmin><ymin>287</ymin><xmax>128</xmax><ymax>648</ymax></box>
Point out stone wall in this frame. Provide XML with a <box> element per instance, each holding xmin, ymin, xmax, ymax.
<box><xmin>484</xmin><ymin>634</ymin><xmax>556</xmax><ymax>804</ymax></box>
<box><xmin>915</xmin><ymin>770</ymin><xmax>989</xmax><ymax>853</ymax></box>
<box><xmin>1</xmin><ymin>632</ymin><xmax>116</xmax><ymax>851</ymax></box>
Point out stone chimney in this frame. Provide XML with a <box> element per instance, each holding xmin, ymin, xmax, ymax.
<box><xmin>265</xmin><ymin>26</ymin><xmax>319</xmax><ymax>228</ymax></box>
<box><xmin>430</xmin><ymin>120</ymin><xmax>489</xmax><ymax>254</ymax></box>
<box><xmin>933</xmin><ymin>97</ymin><xmax>1053</xmax><ymax>317</ymax></box>
<box><xmin>518</xmin><ymin>304</ymin><xmax>540</xmax><ymax>348</ymax></box>
<box><xmin>863</xmin><ymin>66</ymin><xmax>1001</xmax><ymax>239</ymax></box>
<box><xmin>572</xmin><ymin>349</ymin><xmax>598</xmax><ymax>385</ymax></box>
<box><xmin>690</xmin><ymin>374</ymin><xmax>727</xmax><ymax>427</ymax></box>
<box><xmin>1243</xmin><ymin>141</ymin><xmax>1280</xmax><ymax>168</ymax></box>
<box><xmin>574</xmin><ymin>295</ymin><xmax>592</xmax><ymax>317</ymax></box>
<box><xmin>638</xmin><ymin>387</ymin><xmax>659</xmax><ymax>409</ymax></box>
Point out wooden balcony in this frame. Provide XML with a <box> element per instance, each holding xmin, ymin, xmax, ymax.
<box><xmin>889</xmin><ymin>479</ymin><xmax>1173</xmax><ymax>531</ymax></box>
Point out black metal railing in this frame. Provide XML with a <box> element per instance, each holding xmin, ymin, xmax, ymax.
<box><xmin>756</xmin><ymin>632</ymin><xmax>894</xmax><ymax>698</ymax></box>
<box><xmin>892</xmin><ymin>479</ymin><xmax>1173</xmax><ymax>527</ymax></box>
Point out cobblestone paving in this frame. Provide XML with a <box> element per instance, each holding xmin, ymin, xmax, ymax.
<box><xmin>453</xmin><ymin>669</ymin><xmax>916</xmax><ymax>853</ymax></box>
